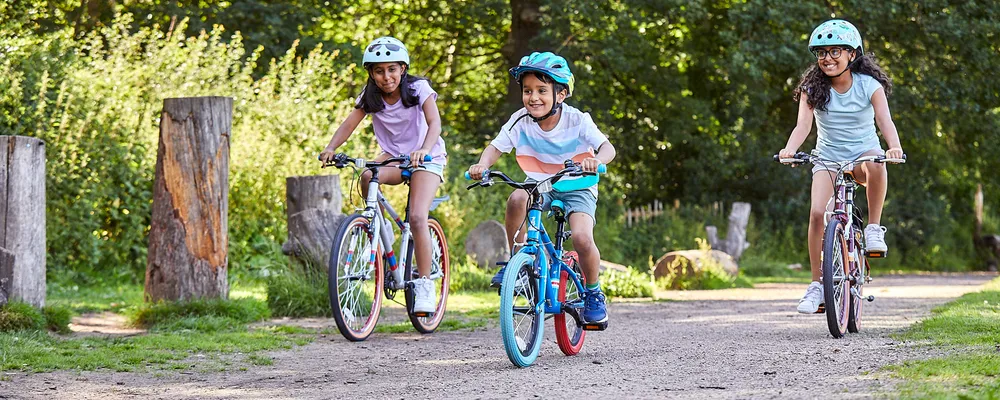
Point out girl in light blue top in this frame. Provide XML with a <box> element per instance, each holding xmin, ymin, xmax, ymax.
<box><xmin>778</xmin><ymin>20</ymin><xmax>904</xmax><ymax>314</ymax></box>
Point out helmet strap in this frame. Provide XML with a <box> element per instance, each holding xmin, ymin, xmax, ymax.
<box><xmin>831</xmin><ymin>50</ymin><xmax>861</xmax><ymax>78</ymax></box>
<box><xmin>529</xmin><ymin>91</ymin><xmax>563</xmax><ymax>122</ymax></box>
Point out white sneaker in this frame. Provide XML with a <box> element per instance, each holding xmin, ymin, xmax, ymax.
<box><xmin>797</xmin><ymin>281</ymin><xmax>824</xmax><ymax>314</ymax></box>
<box><xmin>865</xmin><ymin>224</ymin><xmax>888</xmax><ymax>253</ymax></box>
<box><xmin>412</xmin><ymin>277</ymin><xmax>436</xmax><ymax>314</ymax></box>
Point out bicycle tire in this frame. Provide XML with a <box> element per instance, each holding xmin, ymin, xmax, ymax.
<box><xmin>404</xmin><ymin>217</ymin><xmax>451</xmax><ymax>333</ymax></box>
<box><xmin>555</xmin><ymin>251</ymin><xmax>586</xmax><ymax>356</ymax></box>
<box><xmin>328</xmin><ymin>213</ymin><xmax>384</xmax><ymax>342</ymax></box>
<box><xmin>499</xmin><ymin>253</ymin><xmax>544</xmax><ymax>367</ymax></box>
<box><xmin>822</xmin><ymin>219</ymin><xmax>850</xmax><ymax>338</ymax></box>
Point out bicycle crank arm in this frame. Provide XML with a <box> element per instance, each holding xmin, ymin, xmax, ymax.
<box><xmin>561</xmin><ymin>303</ymin><xmax>584</xmax><ymax>326</ymax></box>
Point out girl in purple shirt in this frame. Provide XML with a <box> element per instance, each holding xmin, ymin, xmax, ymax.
<box><xmin>319</xmin><ymin>37</ymin><xmax>445</xmax><ymax>314</ymax></box>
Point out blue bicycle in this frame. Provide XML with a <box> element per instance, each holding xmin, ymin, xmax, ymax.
<box><xmin>466</xmin><ymin>161</ymin><xmax>606</xmax><ymax>367</ymax></box>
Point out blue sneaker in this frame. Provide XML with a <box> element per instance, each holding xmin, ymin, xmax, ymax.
<box><xmin>582</xmin><ymin>288</ymin><xmax>608</xmax><ymax>324</ymax></box>
<box><xmin>490</xmin><ymin>266</ymin><xmax>506</xmax><ymax>288</ymax></box>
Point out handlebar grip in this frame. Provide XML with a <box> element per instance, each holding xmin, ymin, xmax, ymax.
<box><xmin>597</xmin><ymin>164</ymin><xmax>607</xmax><ymax>174</ymax></box>
<box><xmin>464</xmin><ymin>171</ymin><xmax>472</xmax><ymax>180</ymax></box>
<box><xmin>772</xmin><ymin>154</ymin><xmax>780</xmax><ymax>162</ymax></box>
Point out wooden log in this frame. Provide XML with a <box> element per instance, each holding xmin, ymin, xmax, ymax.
<box><xmin>284</xmin><ymin>175</ymin><xmax>342</xmax><ymax>220</ymax></box>
<box><xmin>145</xmin><ymin>97</ymin><xmax>232</xmax><ymax>302</ymax></box>
<box><xmin>281</xmin><ymin>175</ymin><xmax>344</xmax><ymax>268</ymax></box>
<box><xmin>0</xmin><ymin>247</ymin><xmax>13</xmax><ymax>307</ymax></box>
<box><xmin>652</xmin><ymin>249</ymin><xmax>739</xmax><ymax>287</ymax></box>
<box><xmin>0</xmin><ymin>135</ymin><xmax>46</xmax><ymax>307</ymax></box>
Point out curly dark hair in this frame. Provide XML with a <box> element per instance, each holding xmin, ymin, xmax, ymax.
<box><xmin>793</xmin><ymin>51</ymin><xmax>892</xmax><ymax>111</ymax></box>
<box><xmin>355</xmin><ymin>63</ymin><xmax>430</xmax><ymax>114</ymax></box>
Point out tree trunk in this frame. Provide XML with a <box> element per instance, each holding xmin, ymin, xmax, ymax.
<box><xmin>0</xmin><ymin>247</ymin><xmax>14</xmax><ymax>307</ymax></box>
<box><xmin>0</xmin><ymin>135</ymin><xmax>46</xmax><ymax>308</ymax></box>
<box><xmin>706</xmin><ymin>202</ymin><xmax>751</xmax><ymax>262</ymax></box>
<box><xmin>281</xmin><ymin>174</ymin><xmax>345</xmax><ymax>269</ymax></box>
<box><xmin>505</xmin><ymin>0</ymin><xmax>541</xmax><ymax>105</ymax></box>
<box><xmin>145</xmin><ymin>97</ymin><xmax>232</xmax><ymax>302</ymax></box>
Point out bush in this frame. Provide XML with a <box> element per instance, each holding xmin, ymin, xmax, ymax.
<box><xmin>655</xmin><ymin>238</ymin><xmax>750</xmax><ymax>290</ymax></box>
<box><xmin>601</xmin><ymin>267</ymin><xmax>654</xmax><ymax>298</ymax></box>
<box><xmin>0</xmin><ymin>302</ymin><xmax>46</xmax><ymax>332</ymax></box>
<box><xmin>449</xmin><ymin>257</ymin><xmax>494</xmax><ymax>293</ymax></box>
<box><xmin>266</xmin><ymin>261</ymin><xmax>331</xmax><ymax>318</ymax></box>
<box><xmin>131</xmin><ymin>298</ymin><xmax>270</xmax><ymax>331</ymax></box>
<box><xmin>42</xmin><ymin>305</ymin><xmax>73</xmax><ymax>334</ymax></box>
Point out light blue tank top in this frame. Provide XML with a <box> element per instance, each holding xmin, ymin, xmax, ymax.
<box><xmin>813</xmin><ymin>73</ymin><xmax>883</xmax><ymax>161</ymax></box>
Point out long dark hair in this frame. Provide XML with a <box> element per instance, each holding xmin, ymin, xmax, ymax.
<box><xmin>793</xmin><ymin>52</ymin><xmax>892</xmax><ymax>111</ymax></box>
<box><xmin>356</xmin><ymin>63</ymin><xmax>430</xmax><ymax>114</ymax></box>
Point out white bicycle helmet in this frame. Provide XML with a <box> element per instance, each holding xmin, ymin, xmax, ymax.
<box><xmin>362</xmin><ymin>36</ymin><xmax>410</xmax><ymax>68</ymax></box>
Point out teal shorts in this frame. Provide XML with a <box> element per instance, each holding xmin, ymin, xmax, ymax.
<box><xmin>540</xmin><ymin>189</ymin><xmax>597</xmax><ymax>222</ymax></box>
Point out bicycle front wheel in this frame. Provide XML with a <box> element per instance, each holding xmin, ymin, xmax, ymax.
<box><xmin>499</xmin><ymin>253</ymin><xmax>544</xmax><ymax>367</ymax></box>
<box><xmin>329</xmin><ymin>214</ymin><xmax>384</xmax><ymax>342</ymax></box>
<box><xmin>555</xmin><ymin>251</ymin><xmax>586</xmax><ymax>356</ymax></box>
<box><xmin>404</xmin><ymin>217</ymin><xmax>451</xmax><ymax>333</ymax></box>
<box><xmin>822</xmin><ymin>219</ymin><xmax>850</xmax><ymax>338</ymax></box>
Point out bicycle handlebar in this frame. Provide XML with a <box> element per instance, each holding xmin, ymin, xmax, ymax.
<box><xmin>320</xmin><ymin>153</ymin><xmax>432</xmax><ymax>169</ymax></box>
<box><xmin>773</xmin><ymin>152</ymin><xmax>906</xmax><ymax>165</ymax></box>
<box><xmin>464</xmin><ymin>161</ymin><xmax>606</xmax><ymax>191</ymax></box>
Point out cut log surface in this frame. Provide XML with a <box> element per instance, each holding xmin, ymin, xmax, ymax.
<box><xmin>145</xmin><ymin>97</ymin><xmax>232</xmax><ymax>301</ymax></box>
<box><xmin>0</xmin><ymin>135</ymin><xmax>46</xmax><ymax>307</ymax></box>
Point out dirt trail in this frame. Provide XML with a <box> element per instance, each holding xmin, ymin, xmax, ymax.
<box><xmin>2</xmin><ymin>273</ymin><xmax>993</xmax><ymax>399</ymax></box>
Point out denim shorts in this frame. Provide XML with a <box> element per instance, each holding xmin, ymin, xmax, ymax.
<box><xmin>540</xmin><ymin>189</ymin><xmax>597</xmax><ymax>222</ymax></box>
<box><xmin>414</xmin><ymin>162</ymin><xmax>445</xmax><ymax>182</ymax></box>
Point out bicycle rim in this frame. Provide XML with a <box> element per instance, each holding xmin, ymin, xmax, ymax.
<box><xmin>822</xmin><ymin>219</ymin><xmax>850</xmax><ymax>338</ymax></box>
<box><xmin>555</xmin><ymin>251</ymin><xmax>586</xmax><ymax>356</ymax></box>
<box><xmin>405</xmin><ymin>217</ymin><xmax>451</xmax><ymax>333</ymax></box>
<box><xmin>499</xmin><ymin>253</ymin><xmax>544</xmax><ymax>367</ymax></box>
<box><xmin>329</xmin><ymin>214</ymin><xmax>383</xmax><ymax>341</ymax></box>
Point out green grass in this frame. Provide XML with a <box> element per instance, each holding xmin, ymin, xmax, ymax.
<box><xmin>47</xmin><ymin>282</ymin><xmax>144</xmax><ymax>314</ymax></box>
<box><xmin>887</xmin><ymin>277</ymin><xmax>1000</xmax><ymax>399</ymax></box>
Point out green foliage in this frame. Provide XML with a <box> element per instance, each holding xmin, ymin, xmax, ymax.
<box><xmin>266</xmin><ymin>262</ymin><xmax>331</xmax><ymax>318</ymax></box>
<box><xmin>601</xmin><ymin>267</ymin><xmax>654</xmax><ymax>298</ymax></box>
<box><xmin>449</xmin><ymin>257</ymin><xmax>495</xmax><ymax>293</ymax></box>
<box><xmin>889</xmin><ymin>277</ymin><xmax>1000</xmax><ymax>399</ymax></box>
<box><xmin>41</xmin><ymin>306</ymin><xmax>72</xmax><ymax>334</ymax></box>
<box><xmin>655</xmin><ymin>238</ymin><xmax>749</xmax><ymax>290</ymax></box>
<box><xmin>0</xmin><ymin>303</ymin><xmax>46</xmax><ymax>332</ymax></box>
<box><xmin>131</xmin><ymin>298</ymin><xmax>270</xmax><ymax>331</ymax></box>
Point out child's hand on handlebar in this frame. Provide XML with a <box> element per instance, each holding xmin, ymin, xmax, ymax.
<box><xmin>580</xmin><ymin>157</ymin><xmax>602</xmax><ymax>172</ymax></box>
<box><xmin>468</xmin><ymin>164</ymin><xmax>488</xmax><ymax>180</ymax></box>
<box><xmin>885</xmin><ymin>147</ymin><xmax>904</xmax><ymax>159</ymax></box>
<box><xmin>318</xmin><ymin>147</ymin><xmax>338</xmax><ymax>165</ymax></box>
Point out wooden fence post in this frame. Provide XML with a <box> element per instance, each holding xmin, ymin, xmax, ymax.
<box><xmin>145</xmin><ymin>97</ymin><xmax>232</xmax><ymax>302</ymax></box>
<box><xmin>0</xmin><ymin>135</ymin><xmax>46</xmax><ymax>307</ymax></box>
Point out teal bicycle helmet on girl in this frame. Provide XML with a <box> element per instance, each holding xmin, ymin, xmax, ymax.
<box><xmin>808</xmin><ymin>19</ymin><xmax>864</xmax><ymax>55</ymax></box>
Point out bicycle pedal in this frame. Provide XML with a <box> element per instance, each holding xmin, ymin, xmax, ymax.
<box><xmin>411</xmin><ymin>311</ymin><xmax>433</xmax><ymax>318</ymax></box>
<box><xmin>581</xmin><ymin>320</ymin><xmax>608</xmax><ymax>331</ymax></box>
<box><xmin>815</xmin><ymin>304</ymin><xmax>825</xmax><ymax>314</ymax></box>
<box><xmin>866</xmin><ymin>251</ymin><xmax>887</xmax><ymax>258</ymax></box>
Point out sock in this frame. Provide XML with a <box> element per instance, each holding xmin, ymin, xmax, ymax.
<box><xmin>586</xmin><ymin>282</ymin><xmax>601</xmax><ymax>291</ymax></box>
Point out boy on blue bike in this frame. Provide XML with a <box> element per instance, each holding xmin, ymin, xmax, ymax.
<box><xmin>467</xmin><ymin>51</ymin><xmax>617</xmax><ymax>325</ymax></box>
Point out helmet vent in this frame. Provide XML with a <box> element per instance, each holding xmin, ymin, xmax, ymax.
<box><xmin>827</xmin><ymin>33</ymin><xmax>833</xmax><ymax>39</ymax></box>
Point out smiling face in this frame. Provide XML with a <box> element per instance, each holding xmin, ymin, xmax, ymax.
<box><xmin>368</xmin><ymin>62</ymin><xmax>406</xmax><ymax>94</ymax></box>
<box><xmin>521</xmin><ymin>73</ymin><xmax>567</xmax><ymax>118</ymax></box>
<box><xmin>814</xmin><ymin>46</ymin><xmax>856</xmax><ymax>77</ymax></box>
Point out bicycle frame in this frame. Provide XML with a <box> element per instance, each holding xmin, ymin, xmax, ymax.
<box><xmin>518</xmin><ymin>193</ymin><xmax>587</xmax><ymax>319</ymax></box>
<box><xmin>826</xmin><ymin>166</ymin><xmax>868</xmax><ymax>287</ymax></box>
<box><xmin>360</xmin><ymin>166</ymin><xmax>444</xmax><ymax>291</ymax></box>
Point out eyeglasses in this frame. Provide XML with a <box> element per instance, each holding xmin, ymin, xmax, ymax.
<box><xmin>368</xmin><ymin>43</ymin><xmax>402</xmax><ymax>53</ymax></box>
<box><xmin>812</xmin><ymin>47</ymin><xmax>851</xmax><ymax>60</ymax></box>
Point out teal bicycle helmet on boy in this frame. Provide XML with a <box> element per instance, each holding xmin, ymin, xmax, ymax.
<box><xmin>509</xmin><ymin>52</ymin><xmax>575</xmax><ymax>122</ymax></box>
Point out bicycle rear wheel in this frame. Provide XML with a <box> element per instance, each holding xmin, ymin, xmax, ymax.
<box><xmin>404</xmin><ymin>217</ymin><xmax>451</xmax><ymax>333</ymax></box>
<box><xmin>499</xmin><ymin>253</ymin><xmax>544</xmax><ymax>367</ymax></box>
<box><xmin>329</xmin><ymin>214</ymin><xmax>384</xmax><ymax>342</ymax></box>
<box><xmin>555</xmin><ymin>251</ymin><xmax>586</xmax><ymax>356</ymax></box>
<box><xmin>822</xmin><ymin>219</ymin><xmax>850</xmax><ymax>338</ymax></box>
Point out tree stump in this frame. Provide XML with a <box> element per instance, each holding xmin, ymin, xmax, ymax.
<box><xmin>706</xmin><ymin>202</ymin><xmax>751</xmax><ymax>262</ymax></box>
<box><xmin>0</xmin><ymin>135</ymin><xmax>46</xmax><ymax>307</ymax></box>
<box><xmin>145</xmin><ymin>97</ymin><xmax>232</xmax><ymax>302</ymax></box>
<box><xmin>0</xmin><ymin>247</ymin><xmax>14</xmax><ymax>307</ymax></box>
<box><xmin>652</xmin><ymin>250</ymin><xmax>739</xmax><ymax>289</ymax></box>
<box><xmin>281</xmin><ymin>175</ymin><xmax>345</xmax><ymax>268</ymax></box>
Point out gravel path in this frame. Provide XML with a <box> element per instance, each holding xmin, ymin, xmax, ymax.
<box><xmin>2</xmin><ymin>273</ymin><xmax>993</xmax><ymax>399</ymax></box>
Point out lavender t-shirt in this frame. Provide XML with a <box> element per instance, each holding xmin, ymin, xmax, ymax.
<box><xmin>356</xmin><ymin>79</ymin><xmax>446</xmax><ymax>163</ymax></box>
